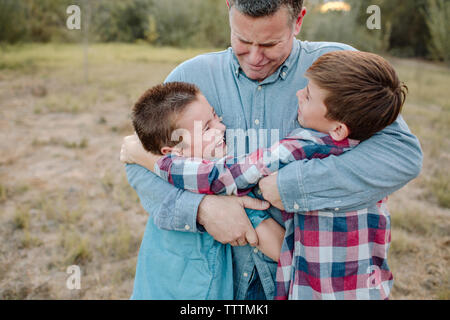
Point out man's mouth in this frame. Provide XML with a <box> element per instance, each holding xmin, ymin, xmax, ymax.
<box><xmin>248</xmin><ymin>63</ymin><xmax>268</xmax><ymax>71</ymax></box>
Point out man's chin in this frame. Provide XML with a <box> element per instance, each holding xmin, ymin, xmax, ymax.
<box><xmin>244</xmin><ymin>68</ymin><xmax>270</xmax><ymax>81</ymax></box>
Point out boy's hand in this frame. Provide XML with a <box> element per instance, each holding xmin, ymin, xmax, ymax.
<box><xmin>120</xmin><ymin>133</ymin><xmax>161</xmax><ymax>171</ymax></box>
<box><xmin>120</xmin><ymin>133</ymin><xmax>142</xmax><ymax>164</ymax></box>
<box><xmin>258</xmin><ymin>172</ymin><xmax>285</xmax><ymax>211</ymax></box>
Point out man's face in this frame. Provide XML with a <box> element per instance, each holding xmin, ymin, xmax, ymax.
<box><xmin>229</xmin><ymin>6</ymin><xmax>305</xmax><ymax>81</ymax></box>
<box><xmin>174</xmin><ymin>94</ymin><xmax>227</xmax><ymax>160</ymax></box>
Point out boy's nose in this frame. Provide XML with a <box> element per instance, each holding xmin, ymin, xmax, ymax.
<box><xmin>216</xmin><ymin>121</ymin><xmax>226</xmax><ymax>133</ymax></box>
<box><xmin>296</xmin><ymin>88</ymin><xmax>306</xmax><ymax>100</ymax></box>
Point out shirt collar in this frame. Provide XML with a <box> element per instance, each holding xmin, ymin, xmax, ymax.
<box><xmin>230</xmin><ymin>38</ymin><xmax>301</xmax><ymax>82</ymax></box>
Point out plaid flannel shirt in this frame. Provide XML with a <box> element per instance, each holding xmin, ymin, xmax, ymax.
<box><xmin>154</xmin><ymin>128</ymin><xmax>393</xmax><ymax>300</ymax></box>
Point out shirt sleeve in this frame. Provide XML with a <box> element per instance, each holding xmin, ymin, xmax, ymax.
<box><xmin>277</xmin><ymin>116</ymin><xmax>423</xmax><ymax>212</ymax></box>
<box><xmin>153</xmin><ymin>129</ymin><xmax>353</xmax><ymax>196</ymax></box>
<box><xmin>126</xmin><ymin>164</ymin><xmax>205</xmax><ymax>232</ymax></box>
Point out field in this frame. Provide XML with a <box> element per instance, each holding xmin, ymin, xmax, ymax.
<box><xmin>0</xmin><ymin>43</ymin><xmax>448</xmax><ymax>299</ymax></box>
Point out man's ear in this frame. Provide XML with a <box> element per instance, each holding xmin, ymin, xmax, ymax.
<box><xmin>329</xmin><ymin>123</ymin><xmax>349</xmax><ymax>141</ymax></box>
<box><xmin>293</xmin><ymin>7</ymin><xmax>307</xmax><ymax>36</ymax></box>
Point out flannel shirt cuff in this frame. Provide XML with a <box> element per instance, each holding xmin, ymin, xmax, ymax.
<box><xmin>277</xmin><ymin>160</ymin><xmax>309</xmax><ymax>213</ymax></box>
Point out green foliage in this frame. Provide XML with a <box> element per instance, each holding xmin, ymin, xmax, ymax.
<box><xmin>90</xmin><ymin>0</ymin><xmax>154</xmax><ymax>42</ymax></box>
<box><xmin>300</xmin><ymin>2</ymin><xmax>390</xmax><ymax>53</ymax></box>
<box><xmin>0</xmin><ymin>0</ymin><xmax>448</xmax><ymax>62</ymax></box>
<box><xmin>422</xmin><ymin>0</ymin><xmax>450</xmax><ymax>63</ymax></box>
<box><xmin>148</xmin><ymin>0</ymin><xmax>229</xmax><ymax>48</ymax></box>
<box><xmin>0</xmin><ymin>0</ymin><xmax>27</xmax><ymax>43</ymax></box>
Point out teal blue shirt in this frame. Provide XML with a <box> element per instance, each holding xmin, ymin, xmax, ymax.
<box><xmin>128</xmin><ymin>162</ymin><xmax>267</xmax><ymax>300</ymax></box>
<box><xmin>127</xmin><ymin>39</ymin><xmax>423</xmax><ymax>300</ymax></box>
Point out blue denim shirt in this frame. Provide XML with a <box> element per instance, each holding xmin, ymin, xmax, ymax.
<box><xmin>128</xmin><ymin>162</ymin><xmax>269</xmax><ymax>300</ymax></box>
<box><xmin>129</xmin><ymin>39</ymin><xmax>423</xmax><ymax>300</ymax></box>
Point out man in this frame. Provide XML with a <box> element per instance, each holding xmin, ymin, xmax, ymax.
<box><xmin>126</xmin><ymin>0</ymin><xmax>422</xmax><ymax>300</ymax></box>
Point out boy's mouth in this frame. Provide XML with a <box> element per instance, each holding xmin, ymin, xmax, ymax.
<box><xmin>215</xmin><ymin>136</ymin><xmax>226</xmax><ymax>148</ymax></box>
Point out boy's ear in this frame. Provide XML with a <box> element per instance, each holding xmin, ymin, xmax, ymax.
<box><xmin>161</xmin><ymin>146</ymin><xmax>183</xmax><ymax>156</ymax></box>
<box><xmin>329</xmin><ymin>123</ymin><xmax>349</xmax><ymax>141</ymax></box>
<box><xmin>160</xmin><ymin>146</ymin><xmax>176</xmax><ymax>156</ymax></box>
<box><xmin>160</xmin><ymin>147</ymin><xmax>171</xmax><ymax>155</ymax></box>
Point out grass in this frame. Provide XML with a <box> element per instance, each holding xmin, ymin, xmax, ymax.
<box><xmin>32</xmin><ymin>137</ymin><xmax>89</xmax><ymax>149</ymax></box>
<box><xmin>60</xmin><ymin>230</ymin><xmax>92</xmax><ymax>266</ymax></box>
<box><xmin>0</xmin><ymin>43</ymin><xmax>448</xmax><ymax>300</ymax></box>
<box><xmin>425</xmin><ymin>169</ymin><xmax>450</xmax><ymax>208</ymax></box>
<box><xmin>12</xmin><ymin>206</ymin><xmax>31</xmax><ymax>230</ymax></box>
<box><xmin>0</xmin><ymin>43</ymin><xmax>215</xmax><ymax>73</ymax></box>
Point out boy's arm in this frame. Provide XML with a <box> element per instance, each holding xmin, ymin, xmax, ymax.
<box><xmin>153</xmin><ymin>129</ymin><xmax>354</xmax><ymax>196</ymax></box>
<box><xmin>120</xmin><ymin>133</ymin><xmax>162</xmax><ymax>171</ymax></box>
<box><xmin>275</xmin><ymin>116</ymin><xmax>423</xmax><ymax>212</ymax></box>
<box><xmin>254</xmin><ymin>218</ymin><xmax>285</xmax><ymax>262</ymax></box>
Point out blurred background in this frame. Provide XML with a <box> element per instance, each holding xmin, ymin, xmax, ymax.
<box><xmin>0</xmin><ymin>0</ymin><xmax>448</xmax><ymax>299</ymax></box>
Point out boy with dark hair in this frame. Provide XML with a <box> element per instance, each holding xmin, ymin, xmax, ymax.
<box><xmin>122</xmin><ymin>50</ymin><xmax>408</xmax><ymax>299</ymax></box>
<box><xmin>125</xmin><ymin>81</ymin><xmax>284</xmax><ymax>299</ymax></box>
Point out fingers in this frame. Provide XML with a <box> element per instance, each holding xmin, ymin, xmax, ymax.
<box><xmin>120</xmin><ymin>143</ymin><xmax>131</xmax><ymax>163</ymax></box>
<box><xmin>120</xmin><ymin>134</ymin><xmax>139</xmax><ymax>163</ymax></box>
<box><xmin>245</xmin><ymin>228</ymin><xmax>259</xmax><ymax>247</ymax></box>
<box><xmin>240</xmin><ymin>196</ymin><xmax>270</xmax><ymax>211</ymax></box>
<box><xmin>229</xmin><ymin>237</ymin><xmax>248</xmax><ymax>247</ymax></box>
<box><xmin>237</xmin><ymin>237</ymin><xmax>247</xmax><ymax>246</ymax></box>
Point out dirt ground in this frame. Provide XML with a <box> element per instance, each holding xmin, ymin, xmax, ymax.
<box><xmin>0</xmin><ymin>44</ymin><xmax>448</xmax><ymax>299</ymax></box>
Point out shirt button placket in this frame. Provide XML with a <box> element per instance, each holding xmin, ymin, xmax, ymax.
<box><xmin>255</xmin><ymin>85</ymin><xmax>263</xmax><ymax>129</ymax></box>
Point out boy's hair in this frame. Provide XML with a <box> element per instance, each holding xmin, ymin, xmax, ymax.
<box><xmin>132</xmin><ymin>82</ymin><xmax>200</xmax><ymax>154</ymax></box>
<box><xmin>305</xmin><ymin>50</ymin><xmax>408</xmax><ymax>141</ymax></box>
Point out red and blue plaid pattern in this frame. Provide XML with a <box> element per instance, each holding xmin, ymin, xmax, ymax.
<box><xmin>155</xmin><ymin>129</ymin><xmax>358</xmax><ymax>197</ymax></box>
<box><xmin>275</xmin><ymin>199</ymin><xmax>393</xmax><ymax>300</ymax></box>
<box><xmin>154</xmin><ymin>128</ymin><xmax>392</xmax><ymax>299</ymax></box>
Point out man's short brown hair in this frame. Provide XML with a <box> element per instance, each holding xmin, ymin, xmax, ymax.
<box><xmin>305</xmin><ymin>50</ymin><xmax>408</xmax><ymax>141</ymax></box>
<box><xmin>132</xmin><ymin>82</ymin><xmax>200</xmax><ymax>154</ymax></box>
<box><xmin>228</xmin><ymin>0</ymin><xmax>304</xmax><ymax>24</ymax></box>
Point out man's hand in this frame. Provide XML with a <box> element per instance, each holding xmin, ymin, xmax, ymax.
<box><xmin>258</xmin><ymin>172</ymin><xmax>285</xmax><ymax>211</ymax></box>
<box><xmin>197</xmin><ymin>195</ymin><xmax>270</xmax><ymax>247</ymax></box>
<box><xmin>120</xmin><ymin>133</ymin><xmax>162</xmax><ymax>171</ymax></box>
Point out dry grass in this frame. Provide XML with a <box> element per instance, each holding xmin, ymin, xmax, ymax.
<box><xmin>0</xmin><ymin>44</ymin><xmax>448</xmax><ymax>300</ymax></box>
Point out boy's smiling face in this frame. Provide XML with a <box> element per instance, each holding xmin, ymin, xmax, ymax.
<box><xmin>170</xmin><ymin>93</ymin><xmax>227</xmax><ymax>160</ymax></box>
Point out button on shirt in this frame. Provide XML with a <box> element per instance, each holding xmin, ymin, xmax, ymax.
<box><xmin>127</xmin><ymin>39</ymin><xmax>423</xmax><ymax>300</ymax></box>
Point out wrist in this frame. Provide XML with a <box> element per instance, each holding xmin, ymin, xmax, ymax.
<box><xmin>197</xmin><ymin>195</ymin><xmax>212</xmax><ymax>225</ymax></box>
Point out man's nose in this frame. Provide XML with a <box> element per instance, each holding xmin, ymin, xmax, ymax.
<box><xmin>248</xmin><ymin>45</ymin><xmax>264</xmax><ymax>65</ymax></box>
